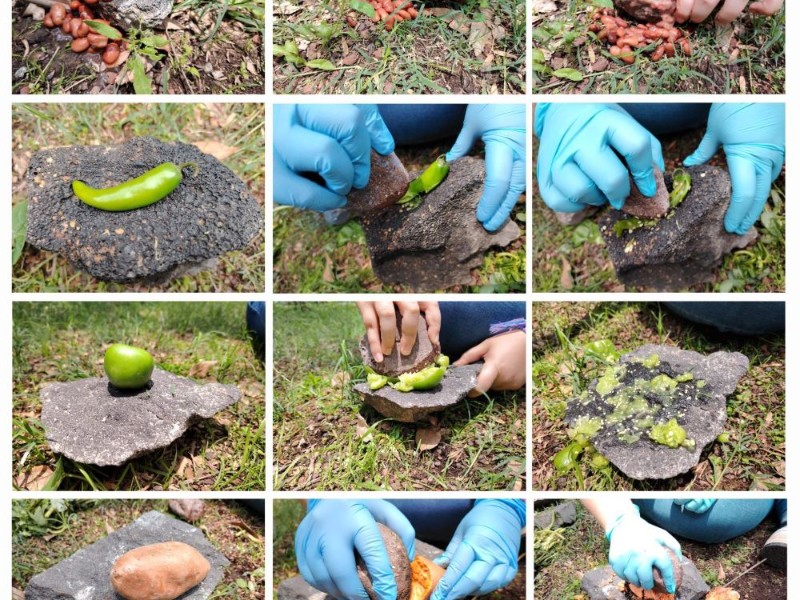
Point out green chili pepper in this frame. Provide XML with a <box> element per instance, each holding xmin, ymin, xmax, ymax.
<box><xmin>397</xmin><ymin>155</ymin><xmax>450</xmax><ymax>211</ymax></box>
<box><xmin>72</xmin><ymin>162</ymin><xmax>197</xmax><ymax>212</ymax></box>
<box><xmin>669</xmin><ymin>169</ymin><xmax>692</xmax><ymax>208</ymax></box>
<box><xmin>392</xmin><ymin>365</ymin><xmax>446</xmax><ymax>391</ymax></box>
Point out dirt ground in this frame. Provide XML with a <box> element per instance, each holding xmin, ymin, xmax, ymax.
<box><xmin>12</xmin><ymin>0</ymin><xmax>264</xmax><ymax>94</ymax></box>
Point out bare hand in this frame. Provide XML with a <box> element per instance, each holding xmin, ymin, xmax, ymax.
<box><xmin>454</xmin><ymin>330</ymin><xmax>525</xmax><ymax>397</ymax></box>
<box><xmin>676</xmin><ymin>0</ymin><xmax>783</xmax><ymax>25</ymax></box>
<box><xmin>356</xmin><ymin>302</ymin><xmax>441</xmax><ymax>362</ymax></box>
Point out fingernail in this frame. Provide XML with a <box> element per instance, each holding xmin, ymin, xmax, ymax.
<box><xmin>375</xmin><ymin>352</ymin><xmax>383</xmax><ymax>362</ymax></box>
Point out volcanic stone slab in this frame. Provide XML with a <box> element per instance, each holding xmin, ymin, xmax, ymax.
<box><xmin>348</xmin><ymin>151</ymin><xmax>410</xmax><ymax>215</ymax></box>
<box><xmin>360</xmin><ymin>157</ymin><xmax>521</xmax><ymax>291</ymax></box>
<box><xmin>41</xmin><ymin>367</ymin><xmax>241</xmax><ymax>467</ymax></box>
<box><xmin>278</xmin><ymin>539</ymin><xmax>442</xmax><ymax>600</ymax></box>
<box><xmin>581</xmin><ymin>559</ymin><xmax>709</xmax><ymax>600</ymax></box>
<box><xmin>622</xmin><ymin>166</ymin><xmax>669</xmax><ymax>218</ymax></box>
<box><xmin>26</xmin><ymin>136</ymin><xmax>263</xmax><ymax>283</ymax></box>
<box><xmin>25</xmin><ymin>510</ymin><xmax>229</xmax><ymax>600</ymax></box>
<box><xmin>354</xmin><ymin>364</ymin><xmax>482</xmax><ymax>422</ymax></box>
<box><xmin>614</xmin><ymin>0</ymin><xmax>676</xmax><ymax>22</ymax></box>
<box><xmin>111</xmin><ymin>0</ymin><xmax>174</xmax><ymax>29</ymax></box>
<box><xmin>359</xmin><ymin>310</ymin><xmax>440</xmax><ymax>377</ymax></box>
<box><xmin>566</xmin><ymin>344</ymin><xmax>749</xmax><ymax>480</ymax></box>
<box><xmin>599</xmin><ymin>166</ymin><xmax>757</xmax><ymax>291</ymax></box>
<box><xmin>533</xmin><ymin>501</ymin><xmax>577</xmax><ymax>530</ymax></box>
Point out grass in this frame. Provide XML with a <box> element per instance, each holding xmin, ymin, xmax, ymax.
<box><xmin>273</xmin><ymin>303</ymin><xmax>526</xmax><ymax>491</ymax></box>
<box><xmin>532</xmin><ymin>125</ymin><xmax>785</xmax><ymax>293</ymax></box>
<box><xmin>12</xmin><ymin>499</ymin><xmax>265</xmax><ymax>598</ymax></box>
<box><xmin>13</xmin><ymin>302</ymin><xmax>266</xmax><ymax>492</ymax></box>
<box><xmin>273</xmin><ymin>0</ymin><xmax>525</xmax><ymax>94</ymax></box>
<box><xmin>532</xmin><ymin>302</ymin><xmax>785</xmax><ymax>491</ymax></box>
<box><xmin>532</xmin><ymin>0</ymin><xmax>785</xmax><ymax>94</ymax></box>
<box><xmin>534</xmin><ymin>500</ymin><xmax>787</xmax><ymax>599</ymax></box>
<box><xmin>12</xmin><ymin>103</ymin><xmax>265</xmax><ymax>293</ymax></box>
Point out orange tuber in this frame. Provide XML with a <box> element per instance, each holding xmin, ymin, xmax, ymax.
<box><xmin>409</xmin><ymin>556</ymin><xmax>445</xmax><ymax>600</ymax></box>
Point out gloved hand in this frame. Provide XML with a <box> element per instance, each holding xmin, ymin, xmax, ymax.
<box><xmin>430</xmin><ymin>499</ymin><xmax>525</xmax><ymax>600</ymax></box>
<box><xmin>673</xmin><ymin>499</ymin><xmax>717</xmax><ymax>514</ymax></box>
<box><xmin>535</xmin><ymin>103</ymin><xmax>665</xmax><ymax>212</ymax></box>
<box><xmin>274</xmin><ymin>104</ymin><xmax>395</xmax><ymax>211</ymax></box>
<box><xmin>607</xmin><ymin>509</ymin><xmax>683</xmax><ymax>593</ymax></box>
<box><xmin>446</xmin><ymin>105</ymin><xmax>526</xmax><ymax>232</ymax></box>
<box><xmin>684</xmin><ymin>103</ymin><xmax>785</xmax><ymax>235</ymax></box>
<box><xmin>295</xmin><ymin>500</ymin><xmax>415</xmax><ymax>600</ymax></box>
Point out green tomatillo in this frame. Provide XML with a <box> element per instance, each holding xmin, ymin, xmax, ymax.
<box><xmin>104</xmin><ymin>344</ymin><xmax>155</xmax><ymax>390</ymax></box>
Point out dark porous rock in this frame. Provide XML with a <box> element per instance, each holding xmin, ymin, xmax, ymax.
<box><xmin>348</xmin><ymin>151</ymin><xmax>410</xmax><ymax>215</ymax></box>
<box><xmin>111</xmin><ymin>0</ymin><xmax>174</xmax><ymax>29</ymax></box>
<box><xmin>566</xmin><ymin>344</ymin><xmax>748</xmax><ymax>480</ymax></box>
<box><xmin>279</xmin><ymin>539</ymin><xmax>442</xmax><ymax>600</ymax></box>
<box><xmin>25</xmin><ymin>510</ymin><xmax>229</xmax><ymax>600</ymax></box>
<box><xmin>599</xmin><ymin>166</ymin><xmax>757</xmax><ymax>291</ymax></box>
<box><xmin>354</xmin><ymin>364</ymin><xmax>482</xmax><ymax>422</ymax></box>
<box><xmin>533</xmin><ymin>501</ymin><xmax>577</xmax><ymax>530</ymax></box>
<box><xmin>359</xmin><ymin>309</ymin><xmax>440</xmax><ymax>377</ymax></box>
<box><xmin>653</xmin><ymin>549</ymin><xmax>683</xmax><ymax>593</ymax></box>
<box><xmin>169</xmin><ymin>499</ymin><xmax>206</xmax><ymax>522</ymax></box>
<box><xmin>41</xmin><ymin>368</ymin><xmax>241</xmax><ymax>467</ymax></box>
<box><xmin>582</xmin><ymin>558</ymin><xmax>708</xmax><ymax>600</ymax></box>
<box><xmin>360</xmin><ymin>157</ymin><xmax>520</xmax><ymax>292</ymax></box>
<box><xmin>622</xmin><ymin>166</ymin><xmax>669</xmax><ymax>218</ymax></box>
<box><xmin>614</xmin><ymin>0</ymin><xmax>676</xmax><ymax>22</ymax></box>
<box><xmin>26</xmin><ymin>136</ymin><xmax>263</xmax><ymax>283</ymax></box>
<box><xmin>357</xmin><ymin>524</ymin><xmax>411</xmax><ymax>600</ymax></box>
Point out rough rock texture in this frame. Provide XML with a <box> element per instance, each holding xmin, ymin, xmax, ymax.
<box><xmin>555</xmin><ymin>206</ymin><xmax>599</xmax><ymax>226</ymax></box>
<box><xmin>348</xmin><ymin>151</ymin><xmax>410</xmax><ymax>215</ymax></box>
<box><xmin>653</xmin><ymin>549</ymin><xmax>683</xmax><ymax>593</ymax></box>
<box><xmin>279</xmin><ymin>539</ymin><xmax>442</xmax><ymax>600</ymax></box>
<box><xmin>111</xmin><ymin>0</ymin><xmax>174</xmax><ymax>29</ymax></box>
<box><xmin>360</xmin><ymin>157</ymin><xmax>520</xmax><ymax>291</ymax></box>
<box><xmin>622</xmin><ymin>167</ymin><xmax>669</xmax><ymax>218</ymax></box>
<box><xmin>25</xmin><ymin>511</ymin><xmax>229</xmax><ymax>600</ymax></box>
<box><xmin>599</xmin><ymin>166</ymin><xmax>757</xmax><ymax>291</ymax></box>
<box><xmin>533</xmin><ymin>501</ymin><xmax>577</xmax><ymax>530</ymax></box>
<box><xmin>360</xmin><ymin>310</ymin><xmax>440</xmax><ymax>377</ymax></box>
<box><xmin>614</xmin><ymin>0</ymin><xmax>676</xmax><ymax>22</ymax></box>
<box><xmin>169</xmin><ymin>499</ymin><xmax>205</xmax><ymax>522</ymax></box>
<box><xmin>581</xmin><ymin>558</ymin><xmax>709</xmax><ymax>600</ymax></box>
<box><xmin>354</xmin><ymin>364</ymin><xmax>482</xmax><ymax>422</ymax></box>
<box><xmin>566</xmin><ymin>344</ymin><xmax>749</xmax><ymax>480</ymax></box>
<box><xmin>26</xmin><ymin>136</ymin><xmax>263</xmax><ymax>283</ymax></box>
<box><xmin>358</xmin><ymin>524</ymin><xmax>411</xmax><ymax>600</ymax></box>
<box><xmin>41</xmin><ymin>368</ymin><xmax>241</xmax><ymax>467</ymax></box>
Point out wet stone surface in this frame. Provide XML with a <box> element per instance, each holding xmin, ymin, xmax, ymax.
<box><xmin>25</xmin><ymin>510</ymin><xmax>229</xmax><ymax>600</ymax></box>
<box><xmin>565</xmin><ymin>344</ymin><xmax>749</xmax><ymax>480</ymax></box>
<box><xmin>354</xmin><ymin>364</ymin><xmax>481</xmax><ymax>422</ymax></box>
<box><xmin>26</xmin><ymin>136</ymin><xmax>263</xmax><ymax>283</ymax></box>
<box><xmin>582</xmin><ymin>559</ymin><xmax>709</xmax><ymax>600</ymax></box>
<box><xmin>360</xmin><ymin>157</ymin><xmax>520</xmax><ymax>292</ymax></box>
<box><xmin>600</xmin><ymin>166</ymin><xmax>757</xmax><ymax>291</ymax></box>
<box><xmin>41</xmin><ymin>368</ymin><xmax>241</xmax><ymax>467</ymax></box>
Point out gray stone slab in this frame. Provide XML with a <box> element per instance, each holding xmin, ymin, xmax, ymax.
<box><xmin>26</xmin><ymin>136</ymin><xmax>263</xmax><ymax>283</ymax></box>
<box><xmin>566</xmin><ymin>344</ymin><xmax>749</xmax><ymax>480</ymax></box>
<box><xmin>599</xmin><ymin>166</ymin><xmax>757</xmax><ymax>291</ymax></box>
<box><xmin>111</xmin><ymin>0</ymin><xmax>174</xmax><ymax>29</ymax></box>
<box><xmin>533</xmin><ymin>501</ymin><xmax>577</xmax><ymax>530</ymax></box>
<box><xmin>582</xmin><ymin>559</ymin><xmax>709</xmax><ymax>600</ymax></box>
<box><xmin>41</xmin><ymin>368</ymin><xmax>241</xmax><ymax>467</ymax></box>
<box><xmin>360</xmin><ymin>157</ymin><xmax>520</xmax><ymax>292</ymax></box>
<box><xmin>278</xmin><ymin>539</ymin><xmax>442</xmax><ymax>600</ymax></box>
<box><xmin>25</xmin><ymin>510</ymin><xmax>229</xmax><ymax>600</ymax></box>
<box><xmin>354</xmin><ymin>364</ymin><xmax>482</xmax><ymax>422</ymax></box>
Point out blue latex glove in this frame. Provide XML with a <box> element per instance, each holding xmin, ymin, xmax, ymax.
<box><xmin>295</xmin><ymin>500</ymin><xmax>415</xmax><ymax>600</ymax></box>
<box><xmin>673</xmin><ymin>499</ymin><xmax>717</xmax><ymax>514</ymax></box>
<box><xmin>446</xmin><ymin>105</ymin><xmax>526</xmax><ymax>232</ymax></box>
<box><xmin>430</xmin><ymin>499</ymin><xmax>525</xmax><ymax>600</ymax></box>
<box><xmin>684</xmin><ymin>103</ymin><xmax>785</xmax><ymax>235</ymax></box>
<box><xmin>535</xmin><ymin>103</ymin><xmax>665</xmax><ymax>212</ymax></box>
<box><xmin>274</xmin><ymin>104</ymin><xmax>395</xmax><ymax>211</ymax></box>
<box><xmin>606</xmin><ymin>508</ymin><xmax>683</xmax><ymax>593</ymax></box>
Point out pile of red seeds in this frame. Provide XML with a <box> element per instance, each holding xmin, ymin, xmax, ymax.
<box><xmin>347</xmin><ymin>0</ymin><xmax>419</xmax><ymax>31</ymax></box>
<box><xmin>42</xmin><ymin>0</ymin><xmax>126</xmax><ymax>65</ymax></box>
<box><xmin>589</xmin><ymin>7</ymin><xmax>691</xmax><ymax>63</ymax></box>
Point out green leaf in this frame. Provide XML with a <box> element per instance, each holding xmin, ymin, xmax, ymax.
<box><xmin>553</xmin><ymin>68</ymin><xmax>583</xmax><ymax>82</ymax></box>
<box><xmin>590</xmin><ymin>0</ymin><xmax>614</xmax><ymax>7</ymax></box>
<box><xmin>532</xmin><ymin>48</ymin><xmax>546</xmax><ymax>63</ymax></box>
<box><xmin>129</xmin><ymin>57</ymin><xmax>152</xmax><ymax>94</ymax></box>
<box><xmin>583</xmin><ymin>340</ymin><xmax>620</xmax><ymax>363</ymax></box>
<box><xmin>140</xmin><ymin>35</ymin><xmax>170</xmax><ymax>49</ymax></box>
<box><xmin>84</xmin><ymin>20</ymin><xmax>122</xmax><ymax>40</ymax></box>
<box><xmin>12</xmin><ymin>201</ymin><xmax>28</xmax><ymax>266</ymax></box>
<box><xmin>187</xmin><ymin>66</ymin><xmax>200</xmax><ymax>78</ymax></box>
<box><xmin>349</xmin><ymin>0</ymin><xmax>375</xmax><ymax>18</ymax></box>
<box><xmin>306</xmin><ymin>59</ymin><xmax>336</xmax><ymax>70</ymax></box>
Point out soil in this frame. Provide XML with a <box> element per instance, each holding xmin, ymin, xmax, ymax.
<box><xmin>12</xmin><ymin>0</ymin><xmax>264</xmax><ymax>94</ymax></box>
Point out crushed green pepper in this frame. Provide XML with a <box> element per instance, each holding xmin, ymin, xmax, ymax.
<box><xmin>397</xmin><ymin>155</ymin><xmax>449</xmax><ymax>211</ymax></box>
<box><xmin>649</xmin><ymin>418</ymin><xmax>695</xmax><ymax>449</ymax></box>
<box><xmin>640</xmin><ymin>353</ymin><xmax>660</xmax><ymax>368</ymax></box>
<box><xmin>367</xmin><ymin>373</ymin><xmax>390</xmax><ymax>390</ymax></box>
<box><xmin>393</xmin><ymin>365</ymin><xmax>447</xmax><ymax>391</ymax></box>
<box><xmin>669</xmin><ymin>169</ymin><xmax>692</xmax><ymax>208</ymax></box>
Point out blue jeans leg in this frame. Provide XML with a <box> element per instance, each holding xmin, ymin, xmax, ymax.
<box><xmin>438</xmin><ymin>301</ymin><xmax>525</xmax><ymax>358</ymax></box>
<box><xmin>378</xmin><ymin>105</ymin><xmax>467</xmax><ymax>146</ymax></box>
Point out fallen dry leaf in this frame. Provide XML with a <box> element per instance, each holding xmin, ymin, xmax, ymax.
<box><xmin>356</xmin><ymin>414</ymin><xmax>373</xmax><ymax>443</ymax></box>
<box><xmin>560</xmin><ymin>256</ymin><xmax>574</xmax><ymax>289</ymax></box>
<box><xmin>331</xmin><ymin>371</ymin><xmax>351</xmax><ymax>388</ymax></box>
<box><xmin>188</xmin><ymin>360</ymin><xmax>218</xmax><ymax>378</ymax></box>
<box><xmin>15</xmin><ymin>465</ymin><xmax>53</xmax><ymax>491</ymax></box>
<box><xmin>416</xmin><ymin>427</ymin><xmax>442</xmax><ymax>451</ymax></box>
<box><xmin>193</xmin><ymin>140</ymin><xmax>238</xmax><ymax>161</ymax></box>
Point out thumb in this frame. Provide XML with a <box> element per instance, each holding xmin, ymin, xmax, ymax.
<box><xmin>361</xmin><ymin>105</ymin><xmax>395</xmax><ymax>155</ymax></box>
<box><xmin>453</xmin><ymin>340</ymin><xmax>489</xmax><ymax>366</ymax></box>
<box><xmin>472</xmin><ymin>362</ymin><xmax>499</xmax><ymax>397</ymax></box>
<box><xmin>684</xmin><ymin>130</ymin><xmax>720</xmax><ymax>167</ymax></box>
<box><xmin>446</xmin><ymin>123</ymin><xmax>477</xmax><ymax>162</ymax></box>
<box><xmin>434</xmin><ymin>528</ymin><xmax>464</xmax><ymax>567</ymax></box>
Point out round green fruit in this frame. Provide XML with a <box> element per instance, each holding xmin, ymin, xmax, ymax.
<box><xmin>104</xmin><ymin>344</ymin><xmax>154</xmax><ymax>389</ymax></box>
